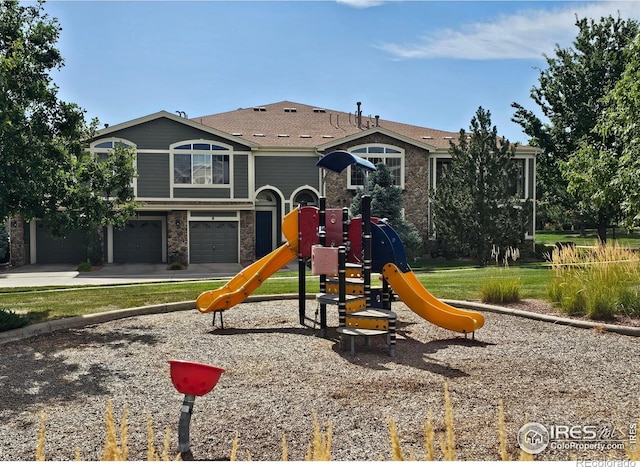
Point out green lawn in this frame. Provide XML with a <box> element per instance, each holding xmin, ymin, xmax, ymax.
<box><xmin>536</xmin><ymin>229</ymin><xmax>640</xmax><ymax>248</ymax></box>
<box><xmin>0</xmin><ymin>265</ymin><xmax>553</xmax><ymax>326</ymax></box>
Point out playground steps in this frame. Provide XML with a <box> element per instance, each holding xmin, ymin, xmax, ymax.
<box><xmin>316</xmin><ymin>293</ymin><xmax>366</xmax><ymax>313</ymax></box>
<box><xmin>337</xmin><ymin>308</ymin><xmax>396</xmax><ymax>357</ymax></box>
<box><xmin>336</xmin><ymin>327</ymin><xmax>392</xmax><ymax>357</ymax></box>
<box><xmin>345</xmin><ymin>308</ymin><xmax>395</xmax><ymax>330</ymax></box>
<box><xmin>325</xmin><ymin>277</ymin><xmax>364</xmax><ymax>295</ymax></box>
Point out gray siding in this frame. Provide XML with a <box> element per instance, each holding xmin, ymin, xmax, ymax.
<box><xmin>137</xmin><ymin>153</ymin><xmax>170</xmax><ymax>198</ymax></box>
<box><xmin>234</xmin><ymin>155</ymin><xmax>249</xmax><ymax>198</ymax></box>
<box><xmin>106</xmin><ymin>118</ymin><xmax>251</xmax><ymax>151</ymax></box>
<box><xmin>174</xmin><ymin>187</ymin><xmax>230</xmax><ymax>198</ymax></box>
<box><xmin>255</xmin><ymin>156</ymin><xmax>318</xmax><ymax>198</ymax></box>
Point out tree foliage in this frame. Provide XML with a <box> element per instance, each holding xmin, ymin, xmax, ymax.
<box><xmin>594</xmin><ymin>35</ymin><xmax>640</xmax><ymax>228</ymax></box>
<box><xmin>350</xmin><ymin>163</ymin><xmax>422</xmax><ymax>259</ymax></box>
<box><xmin>0</xmin><ymin>0</ymin><xmax>137</xmax><ymax>254</ymax></box>
<box><xmin>512</xmin><ymin>14</ymin><xmax>639</xmax><ymax>240</ymax></box>
<box><xmin>432</xmin><ymin>107</ymin><xmax>531</xmax><ymax>265</ymax></box>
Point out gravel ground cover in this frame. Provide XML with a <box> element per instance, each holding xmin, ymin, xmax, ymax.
<box><xmin>0</xmin><ymin>299</ymin><xmax>638</xmax><ymax>461</ymax></box>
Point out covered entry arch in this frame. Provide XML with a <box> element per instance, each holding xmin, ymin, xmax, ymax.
<box><xmin>255</xmin><ymin>187</ymin><xmax>283</xmax><ymax>259</ymax></box>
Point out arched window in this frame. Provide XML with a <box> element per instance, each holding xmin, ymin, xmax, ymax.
<box><xmin>172</xmin><ymin>141</ymin><xmax>231</xmax><ymax>186</ymax></box>
<box><xmin>347</xmin><ymin>144</ymin><xmax>404</xmax><ymax>189</ymax></box>
<box><xmin>91</xmin><ymin>138</ymin><xmax>135</xmax><ymax>162</ymax></box>
<box><xmin>293</xmin><ymin>189</ymin><xmax>318</xmax><ymax>207</ymax></box>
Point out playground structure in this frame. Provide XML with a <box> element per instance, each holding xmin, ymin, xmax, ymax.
<box><xmin>195</xmin><ymin>150</ymin><xmax>484</xmax><ymax>355</ymax></box>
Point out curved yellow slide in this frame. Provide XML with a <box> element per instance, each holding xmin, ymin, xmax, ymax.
<box><xmin>196</xmin><ymin>209</ymin><xmax>299</xmax><ymax>313</ymax></box>
<box><xmin>382</xmin><ymin>263</ymin><xmax>484</xmax><ymax>334</ymax></box>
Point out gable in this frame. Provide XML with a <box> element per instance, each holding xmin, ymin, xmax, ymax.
<box><xmin>97</xmin><ymin>116</ymin><xmax>253</xmax><ymax>151</ymax></box>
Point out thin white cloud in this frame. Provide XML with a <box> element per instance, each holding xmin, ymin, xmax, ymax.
<box><xmin>379</xmin><ymin>2</ymin><xmax>640</xmax><ymax>60</ymax></box>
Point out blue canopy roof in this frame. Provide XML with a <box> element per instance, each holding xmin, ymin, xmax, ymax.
<box><xmin>316</xmin><ymin>150</ymin><xmax>377</xmax><ymax>174</ymax></box>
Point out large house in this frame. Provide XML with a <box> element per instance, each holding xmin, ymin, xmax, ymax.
<box><xmin>8</xmin><ymin>101</ymin><xmax>537</xmax><ymax>266</ymax></box>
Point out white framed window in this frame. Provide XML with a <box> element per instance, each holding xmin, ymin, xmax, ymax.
<box><xmin>172</xmin><ymin>141</ymin><xmax>231</xmax><ymax>186</ymax></box>
<box><xmin>91</xmin><ymin>138</ymin><xmax>135</xmax><ymax>160</ymax></box>
<box><xmin>90</xmin><ymin>138</ymin><xmax>136</xmax><ymax>166</ymax></box>
<box><xmin>347</xmin><ymin>145</ymin><xmax>404</xmax><ymax>189</ymax></box>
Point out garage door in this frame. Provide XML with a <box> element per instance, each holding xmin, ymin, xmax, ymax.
<box><xmin>189</xmin><ymin>221</ymin><xmax>238</xmax><ymax>263</ymax></box>
<box><xmin>113</xmin><ymin>220</ymin><xmax>163</xmax><ymax>263</ymax></box>
<box><xmin>35</xmin><ymin>222</ymin><xmax>88</xmax><ymax>264</ymax></box>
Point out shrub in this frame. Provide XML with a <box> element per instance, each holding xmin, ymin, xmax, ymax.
<box><xmin>167</xmin><ymin>261</ymin><xmax>186</xmax><ymax>271</ymax></box>
<box><xmin>77</xmin><ymin>262</ymin><xmax>92</xmax><ymax>272</ymax></box>
<box><xmin>0</xmin><ymin>308</ymin><xmax>30</xmax><ymax>331</ymax></box>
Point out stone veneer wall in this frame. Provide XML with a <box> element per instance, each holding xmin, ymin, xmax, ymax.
<box><xmin>167</xmin><ymin>211</ymin><xmax>188</xmax><ymax>264</ymax></box>
<box><xmin>239</xmin><ymin>210</ymin><xmax>255</xmax><ymax>264</ymax></box>
<box><xmin>323</xmin><ymin>134</ymin><xmax>431</xmax><ymax>239</ymax></box>
<box><xmin>9</xmin><ymin>217</ymin><xmax>26</xmax><ymax>267</ymax></box>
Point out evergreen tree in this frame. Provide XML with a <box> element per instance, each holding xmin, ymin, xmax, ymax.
<box><xmin>432</xmin><ymin>107</ymin><xmax>531</xmax><ymax>265</ymax></box>
<box><xmin>350</xmin><ymin>163</ymin><xmax>422</xmax><ymax>259</ymax></box>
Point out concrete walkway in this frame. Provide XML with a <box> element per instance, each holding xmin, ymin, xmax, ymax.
<box><xmin>0</xmin><ymin>262</ymin><xmax>299</xmax><ymax>288</ymax></box>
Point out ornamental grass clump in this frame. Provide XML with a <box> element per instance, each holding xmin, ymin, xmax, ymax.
<box><xmin>548</xmin><ymin>243</ymin><xmax>640</xmax><ymax>320</ymax></box>
<box><xmin>480</xmin><ymin>246</ymin><xmax>522</xmax><ymax>304</ymax></box>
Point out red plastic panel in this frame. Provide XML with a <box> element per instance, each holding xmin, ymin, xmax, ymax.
<box><xmin>298</xmin><ymin>206</ymin><xmax>319</xmax><ymax>257</ymax></box>
<box><xmin>325</xmin><ymin>209</ymin><xmax>345</xmax><ymax>247</ymax></box>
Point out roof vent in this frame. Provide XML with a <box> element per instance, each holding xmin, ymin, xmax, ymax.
<box><xmin>278</xmin><ymin>134</ymin><xmax>290</xmax><ymax>138</ymax></box>
<box><xmin>231</xmin><ymin>132</ymin><xmax>243</xmax><ymax>136</ymax></box>
<box><xmin>284</xmin><ymin>107</ymin><xmax>297</xmax><ymax>113</ymax></box>
<box><xmin>299</xmin><ymin>134</ymin><xmax>312</xmax><ymax>138</ymax></box>
<box><xmin>253</xmin><ymin>107</ymin><xmax>266</xmax><ymax>112</ymax></box>
<box><xmin>422</xmin><ymin>136</ymin><xmax>433</xmax><ymax>140</ymax></box>
<box><xmin>443</xmin><ymin>136</ymin><xmax>454</xmax><ymax>140</ymax></box>
<box><xmin>322</xmin><ymin>135</ymin><xmax>334</xmax><ymax>139</ymax></box>
<box><xmin>313</xmin><ymin>108</ymin><xmax>326</xmax><ymax>113</ymax></box>
<box><xmin>253</xmin><ymin>133</ymin><xmax>265</xmax><ymax>137</ymax></box>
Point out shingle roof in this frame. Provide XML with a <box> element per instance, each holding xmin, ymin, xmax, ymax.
<box><xmin>191</xmin><ymin>100</ymin><xmax>472</xmax><ymax>150</ymax></box>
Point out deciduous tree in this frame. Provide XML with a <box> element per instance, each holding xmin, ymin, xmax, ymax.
<box><xmin>512</xmin><ymin>14</ymin><xmax>639</xmax><ymax>241</ymax></box>
<box><xmin>0</xmin><ymin>0</ymin><xmax>137</xmax><ymax>262</ymax></box>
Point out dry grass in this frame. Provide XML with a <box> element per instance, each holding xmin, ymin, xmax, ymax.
<box><xmin>424</xmin><ymin>412</ymin><xmax>435</xmax><ymax>461</ymax></box>
<box><xmin>305</xmin><ymin>414</ymin><xmax>332</xmax><ymax>461</ymax></box>
<box><xmin>388</xmin><ymin>417</ymin><xmax>405</xmax><ymax>461</ymax></box>
<box><xmin>34</xmin><ymin>388</ymin><xmax>639</xmax><ymax>461</ymax></box>
<box><xmin>498</xmin><ymin>399</ymin><xmax>508</xmax><ymax>461</ymax></box>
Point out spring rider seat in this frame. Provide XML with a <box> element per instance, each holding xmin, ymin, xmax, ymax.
<box><xmin>168</xmin><ymin>359</ymin><xmax>225</xmax><ymax>460</ymax></box>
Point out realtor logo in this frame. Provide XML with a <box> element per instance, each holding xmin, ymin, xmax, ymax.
<box><xmin>518</xmin><ymin>422</ymin><xmax>550</xmax><ymax>454</ymax></box>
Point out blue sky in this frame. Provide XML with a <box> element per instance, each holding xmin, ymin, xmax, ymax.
<box><xmin>43</xmin><ymin>0</ymin><xmax>640</xmax><ymax>144</ymax></box>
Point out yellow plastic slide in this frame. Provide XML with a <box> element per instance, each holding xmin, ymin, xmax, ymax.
<box><xmin>382</xmin><ymin>263</ymin><xmax>484</xmax><ymax>334</ymax></box>
<box><xmin>196</xmin><ymin>209</ymin><xmax>299</xmax><ymax>313</ymax></box>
